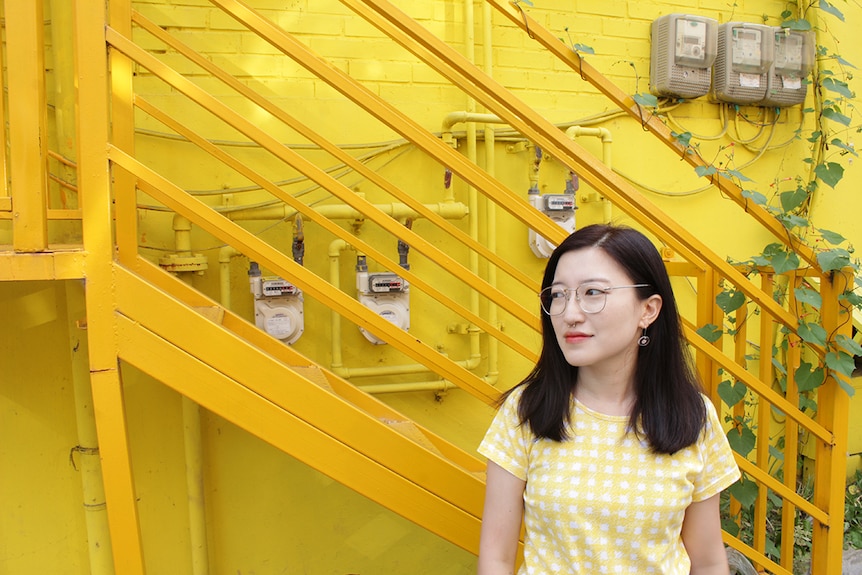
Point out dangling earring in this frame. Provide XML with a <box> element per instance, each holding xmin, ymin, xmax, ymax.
<box><xmin>638</xmin><ymin>327</ymin><xmax>650</xmax><ymax>347</ymax></box>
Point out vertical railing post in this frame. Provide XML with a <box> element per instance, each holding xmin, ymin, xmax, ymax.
<box><xmin>6</xmin><ymin>0</ymin><xmax>49</xmax><ymax>251</ymax></box>
<box><xmin>730</xmin><ymin>295</ymin><xmax>749</xmax><ymax>528</ymax></box>
<box><xmin>810</xmin><ymin>267</ymin><xmax>853</xmax><ymax>574</ymax></box>
<box><xmin>753</xmin><ymin>272</ymin><xmax>775</xmax><ymax>564</ymax></box>
<box><xmin>109</xmin><ymin>0</ymin><xmax>140</xmax><ymax>264</ymax></box>
<box><xmin>0</xmin><ymin>15</ymin><xmax>9</xmax><ymax>212</ymax></box>
<box><xmin>74</xmin><ymin>0</ymin><xmax>147</xmax><ymax>573</ymax></box>
<box><xmin>781</xmin><ymin>272</ymin><xmax>802</xmax><ymax>572</ymax></box>
<box><xmin>696</xmin><ymin>267</ymin><xmax>722</xmax><ymax>398</ymax></box>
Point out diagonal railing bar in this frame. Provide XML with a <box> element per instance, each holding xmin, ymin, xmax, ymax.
<box><xmin>683</xmin><ymin>324</ymin><xmax>830</xmax><ymax>441</ymax></box>
<box><xmin>734</xmin><ymin>455</ymin><xmax>828</xmax><ymax>524</ymax></box>
<box><xmin>131</xmin><ymin>9</ymin><xmax>540</xmax><ymax>294</ymax></box>
<box><xmin>108</xmin><ymin>145</ymin><xmax>505</xmax><ymax>406</ymax></box>
<box><xmin>342</xmin><ymin>0</ymin><xmax>798</xmax><ymax>332</ymax></box>
<box><xmin>206</xmin><ymin>0</ymin><xmax>571</xmax><ymax>247</ymax></box>
<box><xmin>106</xmin><ymin>27</ymin><xmax>541</xmax><ymax>335</ymax></box>
<box><xmin>132</xmin><ymin>96</ymin><xmax>536</xmax><ymax>363</ymax></box>
<box><xmin>721</xmin><ymin>533</ymin><xmax>793</xmax><ymax>575</ymax></box>
<box><xmin>486</xmin><ymin>0</ymin><xmax>821</xmax><ymax>273</ymax></box>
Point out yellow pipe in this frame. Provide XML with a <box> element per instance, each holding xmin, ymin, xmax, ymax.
<box><xmin>565</xmin><ymin>126</ymin><xmax>614</xmax><ymax>223</ymax></box>
<box><xmin>226</xmin><ymin>201</ymin><xmax>468</xmax><ymax>222</ymax></box>
<box><xmin>329</xmin><ymin>238</ymin><xmax>350</xmax><ymax>372</ymax></box>
<box><xmin>173</xmin><ymin>214</ymin><xmax>193</xmax><ymax>255</ymax></box>
<box><xmin>358</xmin><ymin>380</ymin><xmax>454</xmax><ymax>395</ymax></box>
<box><xmin>173</xmin><ymin>217</ymin><xmax>210</xmax><ymax>575</ymax></box>
<box><xmin>218</xmin><ymin>246</ymin><xmax>240</xmax><ymax>309</ymax></box>
<box><xmin>66</xmin><ymin>280</ymin><xmax>115</xmax><ymax>575</ymax></box>
<box><xmin>483</xmin><ymin>1</ymin><xmax>499</xmax><ymax>386</ymax></box>
<box><xmin>182</xmin><ymin>398</ymin><xmax>209</xmax><ymax>575</ymax></box>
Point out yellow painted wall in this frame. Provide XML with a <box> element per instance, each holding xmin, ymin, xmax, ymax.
<box><xmin>0</xmin><ymin>282</ymin><xmax>89</xmax><ymax>572</ymax></box>
<box><xmin>2</xmin><ymin>0</ymin><xmax>861</xmax><ymax>572</ymax></box>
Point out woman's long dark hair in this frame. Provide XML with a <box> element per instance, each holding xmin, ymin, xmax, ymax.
<box><xmin>511</xmin><ymin>224</ymin><xmax>706</xmax><ymax>454</ymax></box>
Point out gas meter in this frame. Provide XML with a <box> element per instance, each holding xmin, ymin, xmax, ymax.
<box><xmin>711</xmin><ymin>22</ymin><xmax>774</xmax><ymax>104</ymax></box>
<box><xmin>356</xmin><ymin>263</ymin><xmax>410</xmax><ymax>345</ymax></box>
<box><xmin>528</xmin><ymin>190</ymin><xmax>576</xmax><ymax>259</ymax></box>
<box><xmin>761</xmin><ymin>28</ymin><xmax>814</xmax><ymax>107</ymax></box>
<box><xmin>650</xmin><ymin>14</ymin><xmax>718</xmax><ymax>99</ymax></box>
<box><xmin>248</xmin><ymin>262</ymin><xmax>305</xmax><ymax>345</ymax></box>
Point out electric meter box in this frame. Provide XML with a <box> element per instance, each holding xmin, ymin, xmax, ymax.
<box><xmin>356</xmin><ymin>271</ymin><xmax>410</xmax><ymax>345</ymax></box>
<box><xmin>711</xmin><ymin>22</ymin><xmax>774</xmax><ymax>104</ymax></box>
<box><xmin>249</xmin><ymin>263</ymin><xmax>304</xmax><ymax>346</ymax></box>
<box><xmin>761</xmin><ymin>28</ymin><xmax>814</xmax><ymax>107</ymax></box>
<box><xmin>528</xmin><ymin>192</ymin><xmax>576</xmax><ymax>259</ymax></box>
<box><xmin>650</xmin><ymin>14</ymin><xmax>718</xmax><ymax>99</ymax></box>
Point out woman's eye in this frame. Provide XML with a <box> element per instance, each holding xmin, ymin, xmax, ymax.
<box><xmin>582</xmin><ymin>287</ymin><xmax>605</xmax><ymax>297</ymax></box>
<box><xmin>550</xmin><ymin>290</ymin><xmax>567</xmax><ymax>300</ymax></box>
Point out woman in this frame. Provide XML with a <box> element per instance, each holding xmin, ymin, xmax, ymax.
<box><xmin>478</xmin><ymin>224</ymin><xmax>740</xmax><ymax>575</ymax></box>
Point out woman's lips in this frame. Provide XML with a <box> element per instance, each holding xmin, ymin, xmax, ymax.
<box><xmin>564</xmin><ymin>332</ymin><xmax>591</xmax><ymax>343</ymax></box>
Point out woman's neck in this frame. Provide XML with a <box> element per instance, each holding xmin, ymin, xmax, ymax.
<box><xmin>574</xmin><ymin>367</ymin><xmax>636</xmax><ymax>416</ymax></box>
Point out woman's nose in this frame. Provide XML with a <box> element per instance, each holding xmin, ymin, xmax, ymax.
<box><xmin>561</xmin><ymin>291</ymin><xmax>585</xmax><ymax>321</ymax></box>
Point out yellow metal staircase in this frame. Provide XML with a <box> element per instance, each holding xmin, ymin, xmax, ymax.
<box><xmin>0</xmin><ymin>0</ymin><xmax>852</xmax><ymax>573</ymax></box>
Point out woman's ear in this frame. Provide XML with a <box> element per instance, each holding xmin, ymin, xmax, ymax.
<box><xmin>641</xmin><ymin>294</ymin><xmax>662</xmax><ymax>328</ymax></box>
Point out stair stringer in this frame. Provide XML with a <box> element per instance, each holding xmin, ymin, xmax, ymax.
<box><xmin>113</xmin><ymin>261</ymin><xmax>489</xmax><ymax>554</ymax></box>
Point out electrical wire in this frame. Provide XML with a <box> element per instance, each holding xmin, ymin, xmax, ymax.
<box><xmin>666</xmin><ymin>103</ymin><xmax>729</xmax><ymax>141</ymax></box>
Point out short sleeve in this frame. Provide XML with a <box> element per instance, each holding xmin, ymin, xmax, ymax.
<box><xmin>691</xmin><ymin>396</ymin><xmax>741</xmax><ymax>502</ymax></box>
<box><xmin>478</xmin><ymin>387</ymin><xmax>533</xmax><ymax>481</ymax></box>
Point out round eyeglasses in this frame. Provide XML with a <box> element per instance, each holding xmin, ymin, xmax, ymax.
<box><xmin>539</xmin><ymin>283</ymin><xmax>651</xmax><ymax>315</ymax></box>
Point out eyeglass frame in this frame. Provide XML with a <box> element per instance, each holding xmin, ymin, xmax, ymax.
<box><xmin>539</xmin><ymin>283</ymin><xmax>651</xmax><ymax>315</ymax></box>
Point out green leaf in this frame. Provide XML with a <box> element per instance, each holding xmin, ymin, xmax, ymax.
<box><xmin>672</xmin><ymin>131</ymin><xmax>693</xmax><ymax>147</ymax></box>
<box><xmin>722</xmin><ymin>518</ymin><xmax>740</xmax><ymax>536</ymax></box>
<box><xmin>770</xmin><ymin>249</ymin><xmax>800</xmax><ymax>274</ymax></box>
<box><xmin>840</xmin><ymin>291</ymin><xmax>862</xmax><ymax>307</ymax></box>
<box><xmin>716</xmin><ymin>289</ymin><xmax>746</xmax><ymax>313</ymax></box>
<box><xmin>777</xmin><ymin>213</ymin><xmax>809</xmax><ymax>230</ymax></box>
<box><xmin>728</xmin><ymin>476</ymin><xmax>759</xmax><ymax>508</ymax></box>
<box><xmin>796</xmin><ymin>361</ymin><xmax>825</xmax><ymax>392</ymax></box>
<box><xmin>818</xmin><ymin>228</ymin><xmax>846</xmax><ymax>245</ymax></box>
<box><xmin>742</xmin><ymin>189</ymin><xmax>767</xmax><ymax>205</ymax></box>
<box><xmin>724</xmin><ymin>168</ymin><xmax>753</xmax><ymax>182</ymax></box>
<box><xmin>718</xmin><ymin>379</ymin><xmax>748</xmax><ymax>407</ymax></box>
<box><xmin>798</xmin><ymin>322</ymin><xmax>828</xmax><ymax>346</ymax></box>
<box><xmin>695</xmin><ymin>165</ymin><xmax>718</xmax><ymax>177</ymax></box>
<box><xmin>830</xmin><ymin>138</ymin><xmax>859</xmax><ymax>156</ymax></box>
<box><xmin>822</xmin><ymin>77</ymin><xmax>854</xmax><ymax>98</ymax></box>
<box><xmin>836</xmin><ymin>334</ymin><xmax>862</xmax><ymax>356</ymax></box>
<box><xmin>795</xmin><ymin>287</ymin><xmax>822</xmax><ymax>309</ymax></box>
<box><xmin>765</xmin><ymin>539</ymin><xmax>781</xmax><ymax>560</ymax></box>
<box><xmin>825</xmin><ymin>350</ymin><xmax>856</xmax><ymax>378</ymax></box>
<box><xmin>573</xmin><ymin>43</ymin><xmax>595</xmax><ymax>54</ymax></box>
<box><xmin>834</xmin><ymin>55</ymin><xmax>857</xmax><ymax>69</ymax></box>
<box><xmin>814</xmin><ymin>162</ymin><xmax>845</xmax><ymax>188</ymax></box>
<box><xmin>769</xmin><ymin>444</ymin><xmax>785</xmax><ymax>461</ymax></box>
<box><xmin>696</xmin><ymin>323</ymin><xmax>723</xmax><ymax>343</ymax></box>
<box><xmin>782</xmin><ymin>18</ymin><xmax>812</xmax><ymax>31</ymax></box>
<box><xmin>817</xmin><ymin>248</ymin><xmax>852</xmax><ymax>271</ymax></box>
<box><xmin>727</xmin><ymin>425</ymin><xmax>757</xmax><ymax>457</ymax></box>
<box><xmin>799</xmin><ymin>395</ymin><xmax>818</xmax><ymax>412</ymax></box>
<box><xmin>819</xmin><ymin>0</ymin><xmax>845</xmax><ymax>21</ymax></box>
<box><xmin>822</xmin><ymin>107</ymin><xmax>852</xmax><ymax>126</ymax></box>
<box><xmin>780</xmin><ymin>188</ymin><xmax>808</xmax><ymax>212</ymax></box>
<box><xmin>633</xmin><ymin>93</ymin><xmax>656</xmax><ymax>107</ymax></box>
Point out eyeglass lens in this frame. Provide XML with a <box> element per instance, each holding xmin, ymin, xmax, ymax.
<box><xmin>540</xmin><ymin>285</ymin><xmax>608</xmax><ymax>315</ymax></box>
